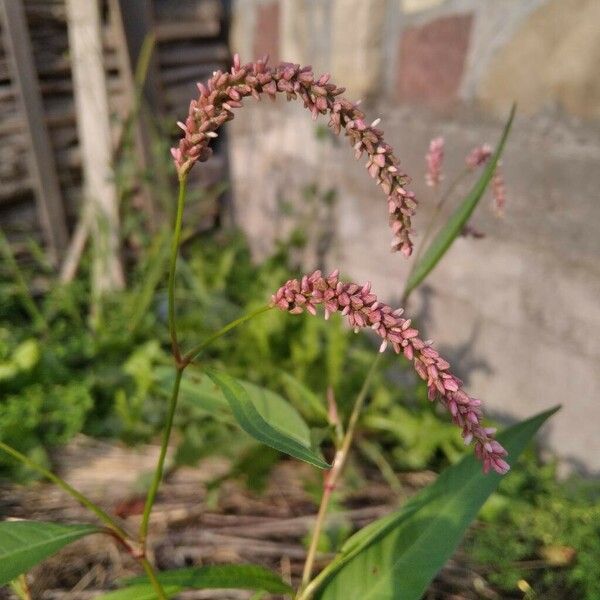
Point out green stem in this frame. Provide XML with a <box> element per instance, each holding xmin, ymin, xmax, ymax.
<box><xmin>299</xmin><ymin>354</ymin><xmax>381</xmax><ymax>596</ymax></box>
<box><xmin>403</xmin><ymin>169</ymin><xmax>469</xmax><ymax>303</ymax></box>
<box><xmin>184</xmin><ymin>304</ymin><xmax>273</xmax><ymax>364</ymax></box>
<box><xmin>168</xmin><ymin>176</ymin><xmax>187</xmax><ymax>362</ymax></box>
<box><xmin>137</xmin><ymin>175</ymin><xmax>270</xmax><ymax>597</ymax></box>
<box><xmin>11</xmin><ymin>574</ymin><xmax>32</xmax><ymax>600</ymax></box>
<box><xmin>135</xmin><ymin>173</ymin><xmax>190</xmax><ymax>600</ymax></box>
<box><xmin>0</xmin><ymin>228</ymin><xmax>46</xmax><ymax>330</ymax></box>
<box><xmin>0</xmin><ymin>440</ymin><xmax>130</xmax><ymax>543</ymax></box>
<box><xmin>133</xmin><ymin>33</ymin><xmax>157</xmax><ymax>103</ymax></box>
<box><xmin>139</xmin><ymin>367</ymin><xmax>183</xmax><ymax>550</ymax></box>
<box><xmin>141</xmin><ymin>557</ymin><xmax>168</xmax><ymax>600</ymax></box>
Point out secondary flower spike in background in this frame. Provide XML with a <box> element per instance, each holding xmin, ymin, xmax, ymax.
<box><xmin>425</xmin><ymin>136</ymin><xmax>444</xmax><ymax>187</ymax></box>
<box><xmin>465</xmin><ymin>143</ymin><xmax>507</xmax><ymax>215</ymax></box>
<box><xmin>272</xmin><ymin>270</ymin><xmax>510</xmax><ymax>475</ymax></box>
<box><xmin>171</xmin><ymin>54</ymin><xmax>417</xmax><ymax>257</ymax></box>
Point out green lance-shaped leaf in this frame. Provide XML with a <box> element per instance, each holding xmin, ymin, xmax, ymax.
<box><xmin>158</xmin><ymin>366</ymin><xmax>314</xmax><ymax>444</ymax></box>
<box><xmin>206</xmin><ymin>369</ymin><xmax>330</xmax><ymax>469</ymax></box>
<box><xmin>310</xmin><ymin>405</ymin><xmax>559</xmax><ymax>600</ymax></box>
<box><xmin>98</xmin><ymin>564</ymin><xmax>293</xmax><ymax>599</ymax></box>
<box><xmin>404</xmin><ymin>104</ymin><xmax>516</xmax><ymax>298</ymax></box>
<box><xmin>0</xmin><ymin>521</ymin><xmax>100</xmax><ymax>585</ymax></box>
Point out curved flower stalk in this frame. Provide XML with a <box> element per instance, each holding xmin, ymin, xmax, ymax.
<box><xmin>171</xmin><ymin>54</ymin><xmax>417</xmax><ymax>256</ymax></box>
<box><xmin>272</xmin><ymin>269</ymin><xmax>509</xmax><ymax>474</ymax></box>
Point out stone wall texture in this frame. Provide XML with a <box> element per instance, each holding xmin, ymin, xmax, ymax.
<box><xmin>229</xmin><ymin>0</ymin><xmax>600</xmax><ymax>473</ymax></box>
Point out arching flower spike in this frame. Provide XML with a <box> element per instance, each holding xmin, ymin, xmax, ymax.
<box><xmin>172</xmin><ymin>54</ymin><xmax>417</xmax><ymax>257</ymax></box>
<box><xmin>272</xmin><ymin>269</ymin><xmax>510</xmax><ymax>475</ymax></box>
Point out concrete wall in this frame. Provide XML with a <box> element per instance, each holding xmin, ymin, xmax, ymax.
<box><xmin>228</xmin><ymin>0</ymin><xmax>600</xmax><ymax>473</ymax></box>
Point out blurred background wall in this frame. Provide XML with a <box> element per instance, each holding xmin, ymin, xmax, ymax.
<box><xmin>229</xmin><ymin>0</ymin><xmax>600</xmax><ymax>473</ymax></box>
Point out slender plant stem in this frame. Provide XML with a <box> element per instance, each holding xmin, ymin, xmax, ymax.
<box><xmin>0</xmin><ymin>228</ymin><xmax>46</xmax><ymax>330</ymax></box>
<box><xmin>0</xmin><ymin>441</ymin><xmax>130</xmax><ymax>543</ymax></box>
<box><xmin>139</xmin><ymin>367</ymin><xmax>183</xmax><ymax>549</ymax></box>
<box><xmin>403</xmin><ymin>169</ymin><xmax>469</xmax><ymax>303</ymax></box>
<box><xmin>135</xmin><ymin>173</ymin><xmax>190</xmax><ymax>600</ymax></box>
<box><xmin>184</xmin><ymin>304</ymin><xmax>273</xmax><ymax>364</ymax></box>
<box><xmin>299</xmin><ymin>354</ymin><xmax>381</xmax><ymax>596</ymax></box>
<box><xmin>133</xmin><ymin>33</ymin><xmax>156</xmax><ymax>103</ymax></box>
<box><xmin>420</xmin><ymin>169</ymin><xmax>469</xmax><ymax>261</ymax></box>
<box><xmin>11</xmin><ymin>574</ymin><xmax>32</xmax><ymax>600</ymax></box>
<box><xmin>141</xmin><ymin>557</ymin><xmax>168</xmax><ymax>600</ymax></box>
<box><xmin>168</xmin><ymin>175</ymin><xmax>187</xmax><ymax>362</ymax></box>
<box><xmin>137</xmin><ymin>303</ymin><xmax>273</xmax><ymax>566</ymax></box>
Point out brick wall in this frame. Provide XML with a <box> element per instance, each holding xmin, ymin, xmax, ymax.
<box><xmin>228</xmin><ymin>0</ymin><xmax>600</xmax><ymax>473</ymax></box>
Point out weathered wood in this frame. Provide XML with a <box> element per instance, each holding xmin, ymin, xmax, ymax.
<box><xmin>158</xmin><ymin>42</ymin><xmax>229</xmax><ymax>67</ymax></box>
<box><xmin>58</xmin><ymin>203</ymin><xmax>90</xmax><ymax>283</ymax></box>
<box><xmin>66</xmin><ymin>0</ymin><xmax>124</xmax><ymax>293</ymax></box>
<box><xmin>109</xmin><ymin>0</ymin><xmax>158</xmax><ymax>230</ymax></box>
<box><xmin>155</xmin><ymin>20</ymin><xmax>220</xmax><ymax>42</ymax></box>
<box><xmin>0</xmin><ymin>0</ymin><xmax>68</xmax><ymax>260</ymax></box>
<box><xmin>112</xmin><ymin>0</ymin><xmax>163</xmax><ymax>111</ymax></box>
<box><xmin>0</xmin><ymin>0</ymin><xmax>230</xmax><ymax>247</ymax></box>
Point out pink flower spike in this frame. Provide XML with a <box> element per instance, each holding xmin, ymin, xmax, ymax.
<box><xmin>171</xmin><ymin>55</ymin><xmax>417</xmax><ymax>256</ymax></box>
<box><xmin>272</xmin><ymin>270</ymin><xmax>509</xmax><ymax>474</ymax></box>
<box><xmin>466</xmin><ymin>143</ymin><xmax>492</xmax><ymax>169</ymax></box>
<box><xmin>425</xmin><ymin>137</ymin><xmax>444</xmax><ymax>187</ymax></box>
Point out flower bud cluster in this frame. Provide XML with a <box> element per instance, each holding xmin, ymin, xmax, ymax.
<box><xmin>272</xmin><ymin>269</ymin><xmax>510</xmax><ymax>474</ymax></box>
<box><xmin>172</xmin><ymin>54</ymin><xmax>416</xmax><ymax>256</ymax></box>
<box><xmin>465</xmin><ymin>144</ymin><xmax>492</xmax><ymax>169</ymax></box>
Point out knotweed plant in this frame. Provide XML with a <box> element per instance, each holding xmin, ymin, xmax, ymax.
<box><xmin>0</xmin><ymin>56</ymin><xmax>556</xmax><ymax>600</ymax></box>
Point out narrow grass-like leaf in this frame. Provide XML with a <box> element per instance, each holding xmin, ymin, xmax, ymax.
<box><xmin>0</xmin><ymin>521</ymin><xmax>100</xmax><ymax>584</ymax></box>
<box><xmin>206</xmin><ymin>369</ymin><xmax>330</xmax><ymax>469</ymax></box>
<box><xmin>98</xmin><ymin>564</ymin><xmax>293</xmax><ymax>599</ymax></box>
<box><xmin>404</xmin><ymin>104</ymin><xmax>516</xmax><ymax>297</ymax></box>
<box><xmin>312</xmin><ymin>406</ymin><xmax>558</xmax><ymax>600</ymax></box>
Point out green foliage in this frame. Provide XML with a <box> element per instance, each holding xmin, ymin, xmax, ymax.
<box><xmin>96</xmin><ymin>564</ymin><xmax>292</xmax><ymax>599</ymax></box>
<box><xmin>0</xmin><ymin>328</ymin><xmax>94</xmax><ymax>478</ymax></box>
<box><xmin>466</xmin><ymin>452</ymin><xmax>600</xmax><ymax>599</ymax></box>
<box><xmin>311</xmin><ymin>407</ymin><xmax>558</xmax><ymax>600</ymax></box>
<box><xmin>120</xmin><ymin>564</ymin><xmax>293</xmax><ymax>596</ymax></box>
<box><xmin>0</xmin><ymin>168</ymin><xmax>587</xmax><ymax>600</ymax></box>
<box><xmin>0</xmin><ymin>521</ymin><xmax>100</xmax><ymax>584</ymax></box>
<box><xmin>206</xmin><ymin>369</ymin><xmax>329</xmax><ymax>468</ymax></box>
<box><xmin>99</xmin><ymin>565</ymin><xmax>292</xmax><ymax>600</ymax></box>
<box><xmin>0</xmin><ymin>228</ymin><xmax>485</xmax><ymax>482</ymax></box>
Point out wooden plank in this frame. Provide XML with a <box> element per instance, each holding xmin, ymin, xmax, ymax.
<box><xmin>109</xmin><ymin>0</ymin><xmax>158</xmax><ymax>230</ymax></box>
<box><xmin>158</xmin><ymin>42</ymin><xmax>229</xmax><ymax>67</ymax></box>
<box><xmin>155</xmin><ymin>20</ymin><xmax>220</xmax><ymax>42</ymax></box>
<box><xmin>66</xmin><ymin>0</ymin><xmax>124</xmax><ymax>294</ymax></box>
<box><xmin>0</xmin><ymin>0</ymin><xmax>68</xmax><ymax>259</ymax></box>
<box><xmin>112</xmin><ymin>0</ymin><xmax>163</xmax><ymax>112</ymax></box>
